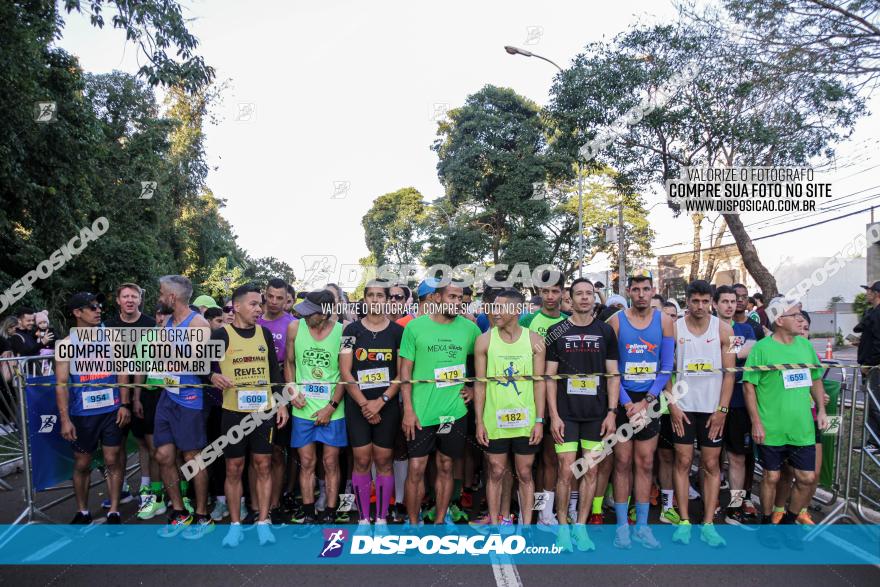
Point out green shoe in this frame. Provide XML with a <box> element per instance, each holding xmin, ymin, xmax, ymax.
<box><xmin>672</xmin><ymin>520</ymin><xmax>692</xmax><ymax>545</ymax></box>
<box><xmin>555</xmin><ymin>524</ymin><xmax>574</xmax><ymax>552</ymax></box>
<box><xmin>572</xmin><ymin>524</ymin><xmax>595</xmax><ymax>552</ymax></box>
<box><xmin>628</xmin><ymin>505</ymin><xmax>636</xmax><ymax>524</ymax></box>
<box><xmin>137</xmin><ymin>493</ymin><xmax>167</xmax><ymax>520</ymax></box>
<box><xmin>700</xmin><ymin>523</ymin><xmax>726</xmax><ymax>548</ymax></box>
<box><xmin>183</xmin><ymin>497</ymin><xmax>194</xmax><ymax>515</ymax></box>
<box><xmin>182</xmin><ymin>516</ymin><xmax>216</xmax><ymax>540</ymax></box>
<box><xmin>422</xmin><ymin>506</ymin><xmax>437</xmax><ymax>523</ymax></box>
<box><xmin>449</xmin><ymin>504</ymin><xmax>469</xmax><ymax>523</ymax></box>
<box><xmin>335</xmin><ymin>510</ymin><xmax>351</xmax><ymax>524</ymax></box>
<box><xmin>660</xmin><ymin>507</ymin><xmax>681</xmax><ymax>525</ymax></box>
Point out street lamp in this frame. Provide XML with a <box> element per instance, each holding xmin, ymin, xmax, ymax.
<box><xmin>504</xmin><ymin>46</ymin><xmax>585</xmax><ymax>277</ymax></box>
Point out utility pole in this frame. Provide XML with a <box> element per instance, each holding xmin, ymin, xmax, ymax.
<box><xmin>618</xmin><ymin>199</ymin><xmax>626</xmax><ymax>294</ymax></box>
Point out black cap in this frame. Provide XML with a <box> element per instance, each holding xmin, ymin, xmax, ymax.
<box><xmin>861</xmin><ymin>281</ymin><xmax>880</xmax><ymax>293</ymax></box>
<box><xmin>65</xmin><ymin>292</ymin><xmax>100</xmax><ymax>313</ymax></box>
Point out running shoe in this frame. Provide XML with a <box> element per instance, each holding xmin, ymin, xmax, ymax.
<box><xmin>270</xmin><ymin>506</ymin><xmax>287</xmax><ymax>525</ymax></box>
<box><xmin>649</xmin><ymin>484</ymin><xmax>660</xmax><ymax>507</ymax></box>
<box><xmin>71</xmin><ymin>511</ymin><xmax>92</xmax><ymax>524</ymax></box>
<box><xmin>742</xmin><ymin>500</ymin><xmax>759</xmax><ymax>521</ymax></box>
<box><xmin>796</xmin><ymin>511</ymin><xmax>815</xmax><ymax>525</ymax></box>
<box><xmin>628</xmin><ymin>505</ymin><xmax>636</xmax><ymax>526</ymax></box>
<box><xmin>770</xmin><ymin>511</ymin><xmax>784</xmax><ymax>525</ymax></box>
<box><xmin>499</xmin><ymin>517</ymin><xmax>515</xmax><ymax>534</ymax></box>
<box><xmin>222</xmin><ymin>524</ymin><xmax>244</xmax><ymax>548</ymax></box>
<box><xmin>183</xmin><ymin>497</ymin><xmax>194</xmax><ymax>515</ymax></box>
<box><xmin>442</xmin><ymin>511</ymin><xmax>457</xmax><ymax>533</ymax></box>
<box><xmin>460</xmin><ymin>489</ymin><xmax>474</xmax><ymax>509</ymax></box>
<box><xmin>588</xmin><ymin>513</ymin><xmax>604</xmax><ymax>525</ymax></box>
<box><xmin>391</xmin><ymin>504</ymin><xmax>407</xmax><ymax>524</ymax></box>
<box><xmin>157</xmin><ymin>511</ymin><xmax>192</xmax><ymax>538</ymax></box>
<box><xmin>105</xmin><ymin>511</ymin><xmax>123</xmax><ymax>536</ymax></box>
<box><xmin>572</xmin><ymin>524</ymin><xmax>595</xmax><ymax>552</ymax></box>
<box><xmin>469</xmin><ymin>514</ymin><xmax>496</xmax><ymax>528</ymax></box>
<box><xmin>700</xmin><ymin>523</ymin><xmax>726</xmax><ymax>547</ymax></box>
<box><xmin>281</xmin><ymin>492</ymin><xmax>297</xmax><ymax>514</ymax></box>
<box><xmin>632</xmin><ymin>525</ymin><xmax>661</xmax><ymax>550</ymax></box>
<box><xmin>422</xmin><ymin>506</ymin><xmax>437</xmax><ymax>523</ymax></box>
<box><xmin>672</xmin><ymin>520</ymin><xmax>692</xmax><ymax>545</ymax></box>
<box><xmin>102</xmin><ymin>485</ymin><xmax>134</xmax><ymax>509</ymax></box>
<box><xmin>137</xmin><ymin>485</ymin><xmax>151</xmax><ymax>508</ymax></box>
<box><xmin>688</xmin><ymin>484</ymin><xmax>701</xmax><ymax>501</ymax></box>
<box><xmin>724</xmin><ymin>505</ymin><xmax>755</xmax><ymax>529</ymax></box>
<box><xmin>555</xmin><ymin>524</ymin><xmax>574</xmax><ymax>552</ymax></box>
<box><xmin>660</xmin><ymin>507</ymin><xmax>681</xmax><ymax>525</ymax></box>
<box><xmin>182</xmin><ymin>515</ymin><xmax>216</xmax><ymax>540</ymax></box>
<box><xmin>137</xmin><ymin>493</ymin><xmax>167</xmax><ymax>520</ymax></box>
<box><xmin>210</xmin><ymin>500</ymin><xmax>229</xmax><ymax>521</ymax></box>
<box><xmin>355</xmin><ymin>519</ymin><xmax>372</xmax><ymax>536</ymax></box>
<box><xmin>613</xmin><ymin>525</ymin><xmax>632</xmax><ymax>549</ymax></box>
<box><xmin>318</xmin><ymin>509</ymin><xmax>335</xmax><ymax>524</ymax></box>
<box><xmin>256</xmin><ymin>521</ymin><xmax>276</xmax><ymax>545</ymax></box>
<box><xmin>334</xmin><ymin>510</ymin><xmax>351</xmax><ymax>524</ymax></box>
<box><xmin>289</xmin><ymin>506</ymin><xmax>306</xmax><ymax>524</ymax></box>
<box><xmin>296</xmin><ymin>511</ymin><xmax>318</xmax><ymax>525</ymax></box>
<box><xmin>239</xmin><ymin>500</ymin><xmax>249</xmax><ymax>521</ymax></box>
<box><xmin>449</xmin><ymin>503</ymin><xmax>468</xmax><ymax>523</ymax></box>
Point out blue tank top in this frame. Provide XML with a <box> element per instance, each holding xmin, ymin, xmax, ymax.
<box><xmin>730</xmin><ymin>320</ymin><xmax>758</xmax><ymax>408</ymax></box>
<box><xmin>617</xmin><ymin>309</ymin><xmax>663</xmax><ymax>394</ymax></box>
<box><xmin>69</xmin><ymin>371</ymin><xmax>119</xmax><ymax>417</ymax></box>
<box><xmin>164</xmin><ymin>310</ymin><xmax>203</xmax><ymax>409</ymax></box>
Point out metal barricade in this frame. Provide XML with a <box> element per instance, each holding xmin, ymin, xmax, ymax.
<box><xmin>856</xmin><ymin>366</ymin><xmax>880</xmax><ymax>521</ymax></box>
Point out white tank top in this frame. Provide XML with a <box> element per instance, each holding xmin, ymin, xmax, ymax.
<box><xmin>674</xmin><ymin>315</ymin><xmax>723</xmax><ymax>413</ymax></box>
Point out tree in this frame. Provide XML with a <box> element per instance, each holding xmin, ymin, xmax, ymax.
<box><xmin>200</xmin><ymin>257</ymin><xmax>246</xmax><ymax>301</ymax></box>
<box><xmin>361</xmin><ymin>187</ymin><xmax>429</xmax><ymax>266</ymax></box>
<box><xmin>244</xmin><ymin>256</ymin><xmax>297</xmax><ymax>287</ymax></box>
<box><xmin>432</xmin><ymin>85</ymin><xmax>552</xmax><ymax>268</ymax></box>
<box><xmin>547</xmin><ymin>22</ymin><xmax>865</xmax><ymax>296</ymax></box>
<box><xmin>722</xmin><ymin>0</ymin><xmax>880</xmax><ymax>91</ymax></box>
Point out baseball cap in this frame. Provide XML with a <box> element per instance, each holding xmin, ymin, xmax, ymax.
<box><xmin>65</xmin><ymin>292</ymin><xmax>102</xmax><ymax>313</ymax></box>
<box><xmin>293</xmin><ymin>290</ymin><xmax>335</xmax><ymax>317</ymax></box>
<box><xmin>417</xmin><ymin>278</ymin><xmax>441</xmax><ymax>300</ymax></box>
<box><xmin>192</xmin><ymin>294</ymin><xmax>220</xmax><ymax>309</ymax></box>
<box><xmin>860</xmin><ymin>281</ymin><xmax>880</xmax><ymax>293</ymax></box>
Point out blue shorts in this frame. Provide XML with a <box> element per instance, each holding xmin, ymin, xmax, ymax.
<box><xmin>291</xmin><ymin>416</ymin><xmax>347</xmax><ymax>449</ymax></box>
<box><xmin>69</xmin><ymin>411</ymin><xmax>123</xmax><ymax>454</ymax></box>
<box><xmin>153</xmin><ymin>391</ymin><xmax>207</xmax><ymax>452</ymax></box>
<box><xmin>758</xmin><ymin>444</ymin><xmax>816</xmax><ymax>472</ymax></box>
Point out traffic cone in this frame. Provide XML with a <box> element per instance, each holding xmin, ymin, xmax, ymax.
<box><xmin>824</xmin><ymin>339</ymin><xmax>833</xmax><ymax>360</ymax></box>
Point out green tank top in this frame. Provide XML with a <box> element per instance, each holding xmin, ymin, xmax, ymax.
<box><xmin>294</xmin><ymin>321</ymin><xmax>344</xmax><ymax>421</ymax></box>
<box><xmin>485</xmin><ymin>326</ymin><xmax>535</xmax><ymax>439</ymax></box>
<box><xmin>521</xmin><ymin>310</ymin><xmax>567</xmax><ymax>338</ymax></box>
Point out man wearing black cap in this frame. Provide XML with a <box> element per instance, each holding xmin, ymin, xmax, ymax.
<box><xmin>285</xmin><ymin>289</ymin><xmax>347</xmax><ymax>524</ymax></box>
<box><xmin>55</xmin><ymin>293</ymin><xmax>130</xmax><ymax>525</ymax></box>
<box><xmin>855</xmin><ymin>281</ymin><xmax>880</xmax><ymax>454</ymax></box>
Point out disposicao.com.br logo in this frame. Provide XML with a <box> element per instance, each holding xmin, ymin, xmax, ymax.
<box><xmin>347</xmin><ymin>532</ymin><xmax>560</xmax><ymax>556</ymax></box>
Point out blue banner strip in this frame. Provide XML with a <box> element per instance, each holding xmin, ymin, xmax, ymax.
<box><xmin>0</xmin><ymin>524</ymin><xmax>877</xmax><ymax>565</ymax></box>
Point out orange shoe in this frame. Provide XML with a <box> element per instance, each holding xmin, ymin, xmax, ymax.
<box><xmin>770</xmin><ymin>511</ymin><xmax>784</xmax><ymax>524</ymax></box>
<box><xmin>650</xmin><ymin>484</ymin><xmax>660</xmax><ymax>507</ymax></box>
<box><xmin>796</xmin><ymin>511</ymin><xmax>815</xmax><ymax>525</ymax></box>
<box><xmin>588</xmin><ymin>513</ymin><xmax>604</xmax><ymax>525</ymax></box>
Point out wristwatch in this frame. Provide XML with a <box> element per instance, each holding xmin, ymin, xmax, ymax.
<box><xmin>716</xmin><ymin>405</ymin><xmax>729</xmax><ymax>414</ymax></box>
<box><xmin>329</xmin><ymin>399</ymin><xmax>339</xmax><ymax>409</ymax></box>
<box><xmin>608</xmin><ymin>407</ymin><xmax>618</xmax><ymax>413</ymax></box>
<box><xmin>120</xmin><ymin>403</ymin><xmax>132</xmax><ymax>410</ymax></box>
<box><xmin>645</xmin><ymin>394</ymin><xmax>658</xmax><ymax>404</ymax></box>
<box><xmin>535</xmin><ymin>417</ymin><xmax>544</xmax><ymax>424</ymax></box>
<box><xmin>381</xmin><ymin>394</ymin><xmax>390</xmax><ymax>403</ymax></box>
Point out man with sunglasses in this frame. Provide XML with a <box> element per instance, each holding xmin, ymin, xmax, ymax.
<box><xmin>743</xmin><ymin>297</ymin><xmax>827</xmax><ymax>546</ymax></box>
<box><xmin>55</xmin><ymin>292</ymin><xmax>130</xmax><ymax>526</ymax></box>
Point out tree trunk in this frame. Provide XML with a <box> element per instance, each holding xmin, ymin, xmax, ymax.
<box><xmin>689</xmin><ymin>214</ymin><xmax>703</xmax><ymax>283</ymax></box>
<box><xmin>724</xmin><ymin>213</ymin><xmax>779</xmax><ymax>297</ymax></box>
<box><xmin>702</xmin><ymin>217</ymin><xmax>728</xmax><ymax>282</ymax></box>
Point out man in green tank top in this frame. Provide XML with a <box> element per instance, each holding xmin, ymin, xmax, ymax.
<box><xmin>285</xmin><ymin>290</ymin><xmax>347</xmax><ymax>525</ymax></box>
<box><xmin>474</xmin><ymin>289</ymin><xmax>546</xmax><ymax>527</ymax></box>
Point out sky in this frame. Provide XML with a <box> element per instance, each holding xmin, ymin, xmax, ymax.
<box><xmin>56</xmin><ymin>0</ymin><xmax>880</xmax><ymax>295</ymax></box>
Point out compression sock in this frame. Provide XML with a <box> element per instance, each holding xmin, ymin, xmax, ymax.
<box><xmin>614</xmin><ymin>502</ymin><xmax>629</xmax><ymax>528</ymax></box>
<box><xmin>661</xmin><ymin>489</ymin><xmax>674</xmax><ymax>510</ymax></box>
<box><xmin>351</xmin><ymin>473</ymin><xmax>372</xmax><ymax>521</ymax></box>
<box><xmin>377</xmin><ymin>475</ymin><xmax>394</xmax><ymax>520</ymax></box>
<box><xmin>393</xmin><ymin>460</ymin><xmax>407</xmax><ymax>504</ymax></box>
<box><xmin>635</xmin><ymin>502</ymin><xmax>649</xmax><ymax>528</ymax></box>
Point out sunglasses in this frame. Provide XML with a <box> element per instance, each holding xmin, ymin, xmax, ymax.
<box><xmin>81</xmin><ymin>303</ymin><xmax>101</xmax><ymax>311</ymax></box>
<box><xmin>223</xmin><ymin>306</ymin><xmax>233</xmax><ymax>313</ymax></box>
<box><xmin>389</xmin><ymin>294</ymin><xmax>405</xmax><ymax>300</ymax></box>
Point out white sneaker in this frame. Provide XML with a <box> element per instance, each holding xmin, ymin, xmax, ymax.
<box><xmin>688</xmin><ymin>485</ymin><xmax>701</xmax><ymax>500</ymax></box>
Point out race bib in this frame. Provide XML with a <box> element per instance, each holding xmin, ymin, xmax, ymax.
<box><xmin>82</xmin><ymin>388</ymin><xmax>114</xmax><ymax>410</ymax></box>
<box><xmin>237</xmin><ymin>389</ymin><xmax>269</xmax><ymax>411</ymax></box>
<box><xmin>684</xmin><ymin>358</ymin><xmax>714</xmax><ymax>376</ymax></box>
<box><xmin>357</xmin><ymin>367</ymin><xmax>390</xmax><ymax>390</ymax></box>
<box><xmin>624</xmin><ymin>361</ymin><xmax>656</xmax><ymax>381</ymax></box>
<box><xmin>302</xmin><ymin>382</ymin><xmax>332</xmax><ymax>399</ymax></box>
<box><xmin>496</xmin><ymin>408</ymin><xmax>529</xmax><ymax>429</ymax></box>
<box><xmin>435</xmin><ymin>364</ymin><xmax>465</xmax><ymax>388</ymax></box>
<box><xmin>163</xmin><ymin>373</ymin><xmax>180</xmax><ymax>394</ymax></box>
<box><xmin>782</xmin><ymin>369</ymin><xmax>811</xmax><ymax>390</ymax></box>
<box><xmin>567</xmin><ymin>376</ymin><xmax>599</xmax><ymax>396</ymax></box>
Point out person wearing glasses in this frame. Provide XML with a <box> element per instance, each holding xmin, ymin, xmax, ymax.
<box><xmin>220</xmin><ymin>298</ymin><xmax>235</xmax><ymax>324</ymax></box>
<box><xmin>742</xmin><ymin>297</ymin><xmax>827</xmax><ymax>547</ymax></box>
<box><xmin>55</xmin><ymin>292</ymin><xmax>130</xmax><ymax>526</ymax></box>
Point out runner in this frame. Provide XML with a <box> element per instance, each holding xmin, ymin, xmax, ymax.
<box><xmin>387</xmin><ymin>284</ymin><xmax>411</xmax><ymax>325</ymax></box>
<box><xmin>544</xmin><ymin>279</ymin><xmax>619</xmax><ymax>552</ymax></box>
<box><xmin>284</xmin><ymin>284</ymin><xmax>296</xmax><ymax>314</ymax></box>
<box><xmin>104</xmin><ymin>283</ymin><xmax>157</xmax><ymax>513</ymax></box>
<box><xmin>55</xmin><ymin>292</ymin><xmax>130</xmax><ymax>527</ymax></box>
<box><xmin>286</xmin><ymin>290</ymin><xmax>347</xmax><ymax>524</ymax></box>
<box><xmin>607</xmin><ymin>271</ymin><xmax>675</xmax><ymax>549</ymax></box>
<box><xmin>152</xmin><ymin>275</ymin><xmax>213</xmax><ymax>538</ymax></box>
<box><xmin>339</xmin><ymin>280</ymin><xmax>403</xmax><ymax>531</ymax></box>
<box><xmin>724</xmin><ymin>283</ymin><xmax>764</xmax><ymax>525</ymax></box>
<box><xmin>257</xmin><ymin>278</ymin><xmax>296</xmax><ymax>524</ymax></box>
<box><xmin>400</xmin><ymin>282</ymin><xmax>481</xmax><ymax>528</ymax></box>
<box><xmin>743</xmin><ymin>297</ymin><xmax>826</xmax><ymax>548</ymax></box>
<box><xmin>668</xmin><ymin>281</ymin><xmax>735</xmax><ymax>547</ymax></box>
<box><xmin>520</xmin><ymin>270</ymin><xmax>569</xmax><ymax>526</ymax></box>
<box><xmin>473</xmin><ymin>289</ymin><xmax>545</xmax><ymax>530</ymax></box>
<box><xmin>208</xmin><ymin>283</ymin><xmax>289</xmax><ymax>546</ymax></box>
